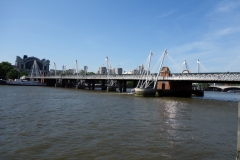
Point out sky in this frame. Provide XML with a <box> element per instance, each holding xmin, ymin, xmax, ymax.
<box><xmin>1</xmin><ymin>0</ymin><xmax>240</xmax><ymax>73</ymax></box>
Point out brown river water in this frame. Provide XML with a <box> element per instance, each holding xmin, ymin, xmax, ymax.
<box><xmin>0</xmin><ymin>85</ymin><xmax>239</xmax><ymax>159</ymax></box>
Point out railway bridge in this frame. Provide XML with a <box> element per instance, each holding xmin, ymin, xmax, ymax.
<box><xmin>26</xmin><ymin>71</ymin><xmax>240</xmax><ymax>95</ymax></box>
<box><xmin>26</xmin><ymin>51</ymin><xmax>240</xmax><ymax>96</ymax></box>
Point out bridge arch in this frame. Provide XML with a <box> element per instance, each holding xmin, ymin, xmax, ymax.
<box><xmin>207</xmin><ymin>86</ymin><xmax>240</xmax><ymax>92</ymax></box>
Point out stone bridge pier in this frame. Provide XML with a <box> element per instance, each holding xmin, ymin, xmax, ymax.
<box><xmin>157</xmin><ymin>67</ymin><xmax>203</xmax><ymax>97</ymax></box>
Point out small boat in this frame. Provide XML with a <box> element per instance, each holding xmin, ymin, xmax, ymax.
<box><xmin>6</xmin><ymin>79</ymin><xmax>46</xmax><ymax>86</ymax></box>
<box><xmin>226</xmin><ymin>89</ymin><xmax>240</xmax><ymax>93</ymax></box>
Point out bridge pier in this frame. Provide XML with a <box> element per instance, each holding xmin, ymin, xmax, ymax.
<box><xmin>123</xmin><ymin>80</ymin><xmax>126</xmax><ymax>92</ymax></box>
<box><xmin>117</xmin><ymin>80</ymin><xmax>127</xmax><ymax>93</ymax></box>
<box><xmin>87</xmin><ymin>80</ymin><xmax>91</xmax><ymax>90</ymax></box>
<box><xmin>62</xmin><ymin>79</ymin><xmax>67</xmax><ymax>88</ymax></box>
<box><xmin>101</xmin><ymin>80</ymin><xmax>106</xmax><ymax>90</ymax></box>
<box><xmin>62</xmin><ymin>79</ymin><xmax>71</xmax><ymax>88</ymax></box>
<box><xmin>157</xmin><ymin>81</ymin><xmax>192</xmax><ymax>97</ymax></box>
<box><xmin>44</xmin><ymin>78</ymin><xmax>56</xmax><ymax>86</ymax></box>
<box><xmin>92</xmin><ymin>80</ymin><xmax>95</xmax><ymax>90</ymax></box>
<box><xmin>64</xmin><ymin>80</ymin><xmax>73</xmax><ymax>88</ymax></box>
<box><xmin>118</xmin><ymin>80</ymin><xmax>122</xmax><ymax>93</ymax></box>
<box><xmin>133</xmin><ymin>80</ymin><xmax>138</xmax><ymax>88</ymax></box>
<box><xmin>59</xmin><ymin>79</ymin><xmax>63</xmax><ymax>87</ymax></box>
<box><xmin>156</xmin><ymin>67</ymin><xmax>204</xmax><ymax>97</ymax></box>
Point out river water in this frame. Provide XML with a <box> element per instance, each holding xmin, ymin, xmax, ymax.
<box><xmin>0</xmin><ymin>85</ymin><xmax>239</xmax><ymax>159</ymax></box>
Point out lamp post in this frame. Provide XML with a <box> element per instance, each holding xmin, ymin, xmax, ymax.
<box><xmin>197</xmin><ymin>59</ymin><xmax>200</xmax><ymax>73</ymax></box>
<box><xmin>75</xmin><ymin>60</ymin><xmax>79</xmax><ymax>77</ymax></box>
<box><xmin>54</xmin><ymin>62</ymin><xmax>57</xmax><ymax>84</ymax></box>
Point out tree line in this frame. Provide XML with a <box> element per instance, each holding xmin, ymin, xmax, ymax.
<box><xmin>0</xmin><ymin>62</ymin><xmax>27</xmax><ymax>80</ymax></box>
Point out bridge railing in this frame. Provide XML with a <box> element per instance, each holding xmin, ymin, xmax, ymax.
<box><xmin>27</xmin><ymin>73</ymin><xmax>240</xmax><ymax>82</ymax></box>
<box><xmin>164</xmin><ymin>73</ymin><xmax>240</xmax><ymax>81</ymax></box>
<box><xmin>27</xmin><ymin>74</ymin><xmax>157</xmax><ymax>79</ymax></box>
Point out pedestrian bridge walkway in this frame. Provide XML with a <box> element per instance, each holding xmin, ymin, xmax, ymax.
<box><xmin>28</xmin><ymin>72</ymin><xmax>240</xmax><ymax>83</ymax></box>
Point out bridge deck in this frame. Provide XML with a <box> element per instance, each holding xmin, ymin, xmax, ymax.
<box><xmin>27</xmin><ymin>72</ymin><xmax>240</xmax><ymax>83</ymax></box>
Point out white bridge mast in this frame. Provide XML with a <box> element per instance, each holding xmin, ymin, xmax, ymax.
<box><xmin>153</xmin><ymin>49</ymin><xmax>168</xmax><ymax>89</ymax></box>
<box><xmin>136</xmin><ymin>51</ymin><xmax>153</xmax><ymax>88</ymax></box>
<box><xmin>30</xmin><ymin>60</ymin><xmax>42</xmax><ymax>79</ymax></box>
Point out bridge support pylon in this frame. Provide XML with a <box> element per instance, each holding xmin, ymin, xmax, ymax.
<box><xmin>156</xmin><ymin>67</ymin><xmax>203</xmax><ymax>97</ymax></box>
<box><xmin>101</xmin><ymin>80</ymin><xmax>106</xmax><ymax>90</ymax></box>
<box><xmin>123</xmin><ymin>80</ymin><xmax>126</xmax><ymax>92</ymax></box>
<box><xmin>92</xmin><ymin>80</ymin><xmax>95</xmax><ymax>90</ymax></box>
<box><xmin>133</xmin><ymin>80</ymin><xmax>138</xmax><ymax>88</ymax></box>
<box><xmin>118</xmin><ymin>80</ymin><xmax>122</xmax><ymax>93</ymax></box>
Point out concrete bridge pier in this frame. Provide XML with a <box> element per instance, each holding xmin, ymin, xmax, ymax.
<box><xmin>87</xmin><ymin>80</ymin><xmax>91</xmax><ymax>90</ymax></box>
<box><xmin>54</xmin><ymin>79</ymin><xmax>58</xmax><ymax>87</ymax></box>
<box><xmin>61</xmin><ymin>79</ymin><xmax>67</xmax><ymax>88</ymax></box>
<box><xmin>86</xmin><ymin>79</ymin><xmax>95</xmax><ymax>90</ymax></box>
<box><xmin>62</xmin><ymin>79</ymin><xmax>72</xmax><ymax>88</ymax></box>
<box><xmin>65</xmin><ymin>80</ymin><xmax>73</xmax><ymax>88</ymax></box>
<box><xmin>123</xmin><ymin>80</ymin><xmax>126</xmax><ymax>92</ymax></box>
<box><xmin>133</xmin><ymin>80</ymin><xmax>138</xmax><ymax>88</ymax></box>
<box><xmin>59</xmin><ymin>79</ymin><xmax>63</xmax><ymax>87</ymax></box>
<box><xmin>92</xmin><ymin>80</ymin><xmax>95</xmax><ymax>90</ymax></box>
<box><xmin>76</xmin><ymin>80</ymin><xmax>85</xmax><ymax>89</ymax></box>
<box><xmin>117</xmin><ymin>80</ymin><xmax>127</xmax><ymax>93</ymax></box>
<box><xmin>101</xmin><ymin>80</ymin><xmax>106</xmax><ymax>90</ymax></box>
<box><xmin>118</xmin><ymin>80</ymin><xmax>122</xmax><ymax>93</ymax></box>
<box><xmin>44</xmin><ymin>78</ymin><xmax>56</xmax><ymax>86</ymax></box>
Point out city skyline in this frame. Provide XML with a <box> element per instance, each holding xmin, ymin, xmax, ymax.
<box><xmin>1</xmin><ymin>0</ymin><xmax>240</xmax><ymax>73</ymax></box>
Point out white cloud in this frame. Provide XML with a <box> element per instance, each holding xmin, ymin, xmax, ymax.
<box><xmin>215</xmin><ymin>0</ymin><xmax>240</xmax><ymax>13</ymax></box>
<box><xmin>154</xmin><ymin>10</ymin><xmax>176</xmax><ymax>20</ymax></box>
<box><xmin>203</xmin><ymin>27</ymin><xmax>240</xmax><ymax>41</ymax></box>
<box><xmin>214</xmin><ymin>27</ymin><xmax>233</xmax><ymax>37</ymax></box>
<box><xmin>206</xmin><ymin>0</ymin><xmax>240</xmax><ymax>18</ymax></box>
<box><xmin>168</xmin><ymin>24</ymin><xmax>240</xmax><ymax>72</ymax></box>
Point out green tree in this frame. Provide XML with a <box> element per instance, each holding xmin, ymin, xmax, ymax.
<box><xmin>0</xmin><ymin>62</ymin><xmax>14</xmax><ymax>79</ymax></box>
<box><xmin>126</xmin><ymin>81</ymin><xmax>133</xmax><ymax>87</ymax></box>
<box><xmin>6</xmin><ymin>69</ymin><xmax>19</xmax><ymax>79</ymax></box>
<box><xmin>79</xmin><ymin>70</ymin><xmax>85</xmax><ymax>75</ymax></box>
<box><xmin>87</xmin><ymin>72</ymin><xmax>95</xmax><ymax>75</ymax></box>
<box><xmin>20</xmin><ymin>71</ymin><xmax>28</xmax><ymax>77</ymax></box>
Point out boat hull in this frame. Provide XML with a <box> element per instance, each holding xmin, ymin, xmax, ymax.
<box><xmin>134</xmin><ymin>88</ymin><xmax>156</xmax><ymax>97</ymax></box>
<box><xmin>6</xmin><ymin>80</ymin><xmax>46</xmax><ymax>86</ymax></box>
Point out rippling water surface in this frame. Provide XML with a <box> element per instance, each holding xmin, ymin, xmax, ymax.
<box><xmin>0</xmin><ymin>86</ymin><xmax>239</xmax><ymax>159</ymax></box>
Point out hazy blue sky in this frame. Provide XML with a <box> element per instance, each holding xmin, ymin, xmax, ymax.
<box><xmin>1</xmin><ymin>0</ymin><xmax>240</xmax><ymax>73</ymax></box>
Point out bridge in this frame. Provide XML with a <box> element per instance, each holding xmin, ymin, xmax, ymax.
<box><xmin>28</xmin><ymin>49</ymin><xmax>240</xmax><ymax>83</ymax></box>
<box><xmin>25</xmin><ymin>50</ymin><xmax>240</xmax><ymax>96</ymax></box>
<box><xmin>208</xmin><ymin>85</ymin><xmax>240</xmax><ymax>92</ymax></box>
<box><xmin>27</xmin><ymin>72</ymin><xmax>240</xmax><ymax>83</ymax></box>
